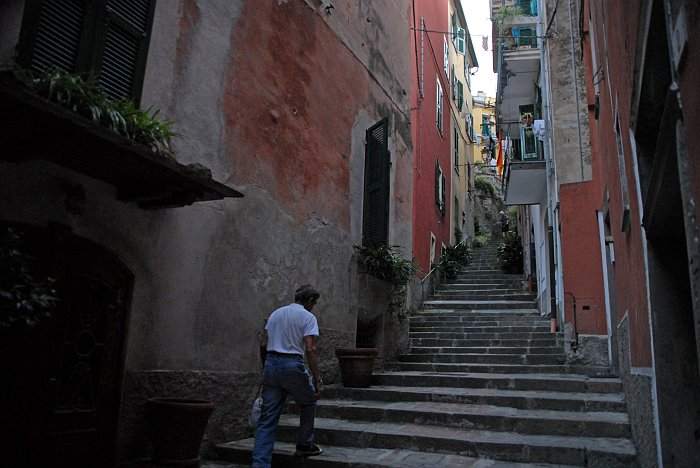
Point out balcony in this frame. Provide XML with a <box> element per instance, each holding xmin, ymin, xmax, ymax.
<box><xmin>504</xmin><ymin>159</ymin><xmax>546</xmax><ymax>205</ymax></box>
<box><xmin>0</xmin><ymin>84</ymin><xmax>243</xmax><ymax>209</ymax></box>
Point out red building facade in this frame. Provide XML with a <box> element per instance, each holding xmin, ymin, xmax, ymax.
<box><xmin>410</xmin><ymin>0</ymin><xmax>453</xmax><ymax>273</ymax></box>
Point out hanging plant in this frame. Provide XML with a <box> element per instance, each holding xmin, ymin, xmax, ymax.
<box><xmin>1</xmin><ymin>63</ymin><xmax>179</xmax><ymax>158</ymax></box>
<box><xmin>354</xmin><ymin>244</ymin><xmax>418</xmax><ymax>322</ymax></box>
<box><xmin>0</xmin><ymin>228</ymin><xmax>59</xmax><ymax>332</ymax></box>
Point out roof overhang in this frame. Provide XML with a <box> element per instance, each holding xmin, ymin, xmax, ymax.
<box><xmin>0</xmin><ymin>83</ymin><xmax>243</xmax><ymax>209</ymax></box>
<box><xmin>504</xmin><ymin>160</ymin><xmax>547</xmax><ymax>205</ymax></box>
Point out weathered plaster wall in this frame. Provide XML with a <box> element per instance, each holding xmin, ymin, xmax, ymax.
<box><xmin>559</xmin><ymin>182</ymin><xmax>606</xmax><ymax>334</ymax></box>
<box><xmin>411</xmin><ymin>0</ymin><xmax>452</xmax><ymax>273</ymax></box>
<box><xmin>616</xmin><ymin>314</ymin><xmax>658</xmax><ymax>468</ymax></box>
<box><xmin>0</xmin><ymin>1</ymin><xmax>24</xmax><ymax>62</ymax></box>
<box><xmin>0</xmin><ymin>0</ymin><xmax>413</xmax><ymax>462</ymax></box>
<box><xmin>546</xmin><ymin>0</ymin><xmax>592</xmax><ymax>185</ymax></box>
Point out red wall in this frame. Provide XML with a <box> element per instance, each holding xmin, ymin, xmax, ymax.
<box><xmin>410</xmin><ymin>0</ymin><xmax>452</xmax><ymax>273</ymax></box>
<box><xmin>584</xmin><ymin>0</ymin><xmax>651</xmax><ymax>366</ymax></box>
<box><xmin>560</xmin><ymin>183</ymin><xmax>607</xmax><ymax>334</ymax></box>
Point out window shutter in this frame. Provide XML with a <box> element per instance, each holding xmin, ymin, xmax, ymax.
<box><xmin>457</xmin><ymin>28</ymin><xmax>466</xmax><ymax>54</ymax></box>
<box><xmin>451</xmin><ymin>65</ymin><xmax>456</xmax><ymax>100</ymax></box>
<box><xmin>435</xmin><ymin>160</ymin><xmax>441</xmax><ymax>211</ymax></box>
<box><xmin>362</xmin><ymin>119</ymin><xmax>390</xmax><ymax>246</ymax></box>
<box><xmin>17</xmin><ymin>0</ymin><xmax>155</xmax><ymax>103</ymax></box>
<box><xmin>18</xmin><ymin>0</ymin><xmax>91</xmax><ymax>73</ymax></box>
<box><xmin>96</xmin><ymin>0</ymin><xmax>155</xmax><ymax>103</ymax></box>
<box><xmin>441</xmin><ymin>173</ymin><xmax>447</xmax><ymax>216</ymax></box>
<box><xmin>457</xmin><ymin>80</ymin><xmax>464</xmax><ymax>111</ymax></box>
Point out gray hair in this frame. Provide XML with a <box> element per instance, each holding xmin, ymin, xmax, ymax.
<box><xmin>295</xmin><ymin>284</ymin><xmax>320</xmax><ymax>301</ymax></box>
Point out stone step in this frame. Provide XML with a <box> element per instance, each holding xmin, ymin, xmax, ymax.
<box><xmin>408</xmin><ymin>330</ymin><xmax>554</xmax><ymax>340</ymax></box>
<box><xmin>307</xmin><ymin>399</ymin><xmax>631</xmax><ymax>438</ymax></box>
<box><xmin>440</xmin><ymin>283</ymin><xmax>524</xmax><ymax>290</ymax></box>
<box><xmin>410</xmin><ymin>325</ymin><xmax>551</xmax><ymax>333</ymax></box>
<box><xmin>322</xmin><ymin>385</ymin><xmax>628</xmax><ymax>412</ymax></box>
<box><xmin>384</xmin><ymin>362</ymin><xmax>615</xmax><ymax>377</ymax></box>
<box><xmin>398</xmin><ymin>353</ymin><xmax>566</xmax><ymax>366</ymax></box>
<box><xmin>413</xmin><ymin>308</ymin><xmax>542</xmax><ymax>317</ymax></box>
<box><xmin>422</xmin><ymin>300</ymin><xmax>536</xmax><ymax>310</ymax></box>
<box><xmin>272</xmin><ymin>416</ymin><xmax>636</xmax><ymax>466</ymax></box>
<box><xmin>373</xmin><ymin>371</ymin><xmax>623</xmax><ymax>393</ymax></box>
<box><xmin>410</xmin><ymin>317</ymin><xmax>551</xmax><ymax>326</ymax></box>
<box><xmin>410</xmin><ymin>338</ymin><xmax>561</xmax><ymax>347</ymax></box>
<box><xmin>433</xmin><ymin>292</ymin><xmax>535</xmax><ymax>301</ymax></box>
<box><xmin>408</xmin><ymin>346</ymin><xmax>564</xmax><ymax>355</ymax></box>
<box><xmin>216</xmin><ymin>439</ymin><xmax>579</xmax><ymax>467</ymax></box>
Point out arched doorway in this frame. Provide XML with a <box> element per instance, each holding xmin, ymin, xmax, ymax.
<box><xmin>1</xmin><ymin>223</ymin><xmax>133</xmax><ymax>467</ymax></box>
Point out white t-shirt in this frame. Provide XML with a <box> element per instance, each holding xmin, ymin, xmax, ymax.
<box><xmin>266</xmin><ymin>303</ymin><xmax>319</xmax><ymax>355</ymax></box>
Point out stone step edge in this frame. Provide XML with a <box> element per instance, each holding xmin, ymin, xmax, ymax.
<box><xmin>322</xmin><ymin>384</ymin><xmax>627</xmax><ymax>405</ymax></box>
<box><xmin>314</xmin><ymin>399</ymin><xmax>631</xmax><ymax>425</ymax></box>
<box><xmin>215</xmin><ymin>439</ymin><xmax>580</xmax><ymax>468</ymax></box>
<box><xmin>279</xmin><ymin>416</ymin><xmax>638</xmax><ymax>459</ymax></box>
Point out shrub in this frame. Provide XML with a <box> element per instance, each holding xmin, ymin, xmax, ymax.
<box><xmin>472</xmin><ymin>234</ymin><xmax>490</xmax><ymax>248</ymax></box>
<box><xmin>474</xmin><ymin>217</ymin><xmax>482</xmax><ymax>236</ymax></box>
<box><xmin>474</xmin><ymin>176</ymin><xmax>496</xmax><ymax>197</ymax></box>
<box><xmin>436</xmin><ymin>243</ymin><xmax>473</xmax><ymax>279</ymax></box>
<box><xmin>497</xmin><ymin>232</ymin><xmax>524</xmax><ymax>273</ymax></box>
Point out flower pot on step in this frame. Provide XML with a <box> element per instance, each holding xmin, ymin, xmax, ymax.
<box><xmin>147</xmin><ymin>397</ymin><xmax>215</xmax><ymax>466</ymax></box>
<box><xmin>335</xmin><ymin>347</ymin><xmax>378</xmax><ymax>388</ymax></box>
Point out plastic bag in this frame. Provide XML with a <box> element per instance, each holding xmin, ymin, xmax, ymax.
<box><xmin>247</xmin><ymin>396</ymin><xmax>263</xmax><ymax>429</ymax></box>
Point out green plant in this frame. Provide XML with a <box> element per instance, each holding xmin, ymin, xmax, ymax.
<box><xmin>497</xmin><ymin>231</ymin><xmax>524</xmax><ymax>274</ymax></box>
<box><xmin>1</xmin><ymin>228</ymin><xmax>59</xmax><ymax>332</ymax></box>
<box><xmin>472</xmin><ymin>234</ymin><xmax>490</xmax><ymax>248</ymax></box>
<box><xmin>2</xmin><ymin>64</ymin><xmax>179</xmax><ymax>158</ymax></box>
<box><xmin>474</xmin><ymin>217</ymin><xmax>482</xmax><ymax>236</ymax></box>
<box><xmin>355</xmin><ymin>244</ymin><xmax>418</xmax><ymax>322</ymax></box>
<box><xmin>474</xmin><ymin>176</ymin><xmax>496</xmax><ymax>198</ymax></box>
<box><xmin>436</xmin><ymin>243</ymin><xmax>473</xmax><ymax>279</ymax></box>
<box><xmin>493</xmin><ymin>5</ymin><xmax>524</xmax><ymax>27</ymax></box>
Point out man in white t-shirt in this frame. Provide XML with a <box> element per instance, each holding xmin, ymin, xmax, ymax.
<box><xmin>251</xmin><ymin>285</ymin><xmax>323</xmax><ymax>467</ymax></box>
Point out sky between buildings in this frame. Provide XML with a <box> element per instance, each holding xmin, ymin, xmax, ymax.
<box><xmin>463</xmin><ymin>0</ymin><xmax>498</xmax><ymax>98</ymax></box>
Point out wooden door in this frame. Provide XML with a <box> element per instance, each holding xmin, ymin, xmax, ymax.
<box><xmin>0</xmin><ymin>224</ymin><xmax>133</xmax><ymax>467</ymax></box>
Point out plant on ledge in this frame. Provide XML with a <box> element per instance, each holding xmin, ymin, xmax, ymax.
<box><xmin>1</xmin><ymin>63</ymin><xmax>179</xmax><ymax>158</ymax></box>
<box><xmin>1</xmin><ymin>228</ymin><xmax>59</xmax><ymax>333</ymax></box>
<box><xmin>354</xmin><ymin>244</ymin><xmax>418</xmax><ymax>322</ymax></box>
<box><xmin>435</xmin><ymin>242</ymin><xmax>472</xmax><ymax>279</ymax></box>
<box><xmin>497</xmin><ymin>231</ymin><xmax>524</xmax><ymax>274</ymax></box>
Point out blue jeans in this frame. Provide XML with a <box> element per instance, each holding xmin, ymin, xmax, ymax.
<box><xmin>251</xmin><ymin>354</ymin><xmax>317</xmax><ymax>468</ymax></box>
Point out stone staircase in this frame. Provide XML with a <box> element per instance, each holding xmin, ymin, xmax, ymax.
<box><xmin>217</xmin><ymin>243</ymin><xmax>638</xmax><ymax>467</ymax></box>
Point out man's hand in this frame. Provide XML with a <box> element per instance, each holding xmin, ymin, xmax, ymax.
<box><xmin>313</xmin><ymin>378</ymin><xmax>323</xmax><ymax>398</ymax></box>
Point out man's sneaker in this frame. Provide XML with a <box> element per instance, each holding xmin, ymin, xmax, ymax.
<box><xmin>294</xmin><ymin>444</ymin><xmax>323</xmax><ymax>457</ymax></box>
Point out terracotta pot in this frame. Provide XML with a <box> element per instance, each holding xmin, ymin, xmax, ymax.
<box><xmin>147</xmin><ymin>397</ymin><xmax>215</xmax><ymax>466</ymax></box>
<box><xmin>335</xmin><ymin>347</ymin><xmax>378</xmax><ymax>388</ymax></box>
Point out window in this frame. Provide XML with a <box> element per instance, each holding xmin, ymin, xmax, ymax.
<box><xmin>457</xmin><ymin>80</ymin><xmax>464</xmax><ymax>111</ymax></box>
<box><xmin>614</xmin><ymin>113</ymin><xmax>631</xmax><ymax>233</ymax></box>
<box><xmin>451</xmin><ymin>65</ymin><xmax>456</xmax><ymax>100</ymax></box>
<box><xmin>436</xmin><ymin>79</ymin><xmax>443</xmax><ymax>134</ymax></box>
<box><xmin>443</xmin><ymin>36</ymin><xmax>449</xmax><ymax>76</ymax></box>
<box><xmin>456</xmin><ymin>28</ymin><xmax>466</xmax><ymax>54</ymax></box>
<box><xmin>18</xmin><ymin>0</ymin><xmax>156</xmax><ymax>104</ymax></box>
<box><xmin>435</xmin><ymin>160</ymin><xmax>446</xmax><ymax>216</ymax></box>
<box><xmin>362</xmin><ymin>119</ymin><xmax>391</xmax><ymax>246</ymax></box>
<box><xmin>466</xmin><ymin>114</ymin><xmax>474</xmax><ymax>143</ymax></box>
<box><xmin>453</xmin><ymin>127</ymin><xmax>460</xmax><ymax>171</ymax></box>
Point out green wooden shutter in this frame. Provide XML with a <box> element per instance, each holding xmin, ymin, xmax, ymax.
<box><xmin>457</xmin><ymin>80</ymin><xmax>464</xmax><ymax>111</ymax></box>
<box><xmin>18</xmin><ymin>0</ymin><xmax>92</xmax><ymax>73</ymax></box>
<box><xmin>457</xmin><ymin>28</ymin><xmax>466</xmax><ymax>54</ymax></box>
<box><xmin>17</xmin><ymin>0</ymin><xmax>155</xmax><ymax>103</ymax></box>
<box><xmin>96</xmin><ymin>0</ymin><xmax>155</xmax><ymax>103</ymax></box>
<box><xmin>362</xmin><ymin>119</ymin><xmax>390</xmax><ymax>246</ymax></box>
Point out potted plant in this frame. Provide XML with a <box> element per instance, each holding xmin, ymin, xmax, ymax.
<box><xmin>147</xmin><ymin>397</ymin><xmax>215</xmax><ymax>466</ymax></box>
<box><xmin>334</xmin><ymin>347</ymin><xmax>379</xmax><ymax>388</ymax></box>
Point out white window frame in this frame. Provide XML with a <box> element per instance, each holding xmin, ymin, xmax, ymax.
<box><xmin>436</xmin><ymin>79</ymin><xmax>443</xmax><ymax>134</ymax></box>
<box><xmin>443</xmin><ymin>35</ymin><xmax>449</xmax><ymax>76</ymax></box>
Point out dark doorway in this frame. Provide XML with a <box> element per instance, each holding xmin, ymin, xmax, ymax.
<box><xmin>1</xmin><ymin>223</ymin><xmax>133</xmax><ymax>467</ymax></box>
